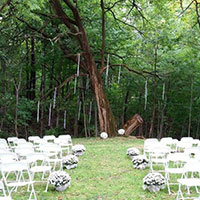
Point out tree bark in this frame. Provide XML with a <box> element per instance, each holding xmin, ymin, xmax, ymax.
<box><xmin>123</xmin><ymin>114</ymin><xmax>143</xmax><ymax>136</ymax></box>
<box><xmin>30</xmin><ymin>36</ymin><xmax>36</xmax><ymax>100</ymax></box>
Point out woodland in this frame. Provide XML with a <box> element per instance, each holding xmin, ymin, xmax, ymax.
<box><xmin>0</xmin><ymin>0</ymin><xmax>200</xmax><ymax>139</ymax></box>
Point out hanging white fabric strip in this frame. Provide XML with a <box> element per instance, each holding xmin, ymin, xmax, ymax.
<box><xmin>78</xmin><ymin>101</ymin><xmax>82</xmax><ymax>120</ymax></box>
<box><xmin>162</xmin><ymin>83</ymin><xmax>165</xmax><ymax>101</ymax></box>
<box><xmin>105</xmin><ymin>54</ymin><xmax>110</xmax><ymax>85</ymax></box>
<box><xmin>74</xmin><ymin>77</ymin><xmax>77</xmax><ymax>94</ymax></box>
<box><xmin>37</xmin><ymin>100</ymin><xmax>40</xmax><ymax>123</ymax></box>
<box><xmin>77</xmin><ymin>53</ymin><xmax>80</xmax><ymax>76</ymax></box>
<box><xmin>118</xmin><ymin>66</ymin><xmax>121</xmax><ymax>84</ymax></box>
<box><xmin>48</xmin><ymin>103</ymin><xmax>52</xmax><ymax>126</ymax></box>
<box><xmin>144</xmin><ymin>80</ymin><xmax>148</xmax><ymax>110</ymax></box>
<box><xmin>89</xmin><ymin>101</ymin><xmax>92</xmax><ymax>123</ymax></box>
<box><xmin>64</xmin><ymin>110</ymin><xmax>66</xmax><ymax>129</ymax></box>
<box><xmin>53</xmin><ymin>87</ymin><xmax>57</xmax><ymax>109</ymax></box>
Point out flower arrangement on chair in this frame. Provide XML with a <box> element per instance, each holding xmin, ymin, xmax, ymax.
<box><xmin>48</xmin><ymin>171</ymin><xmax>71</xmax><ymax>191</ymax></box>
<box><xmin>126</xmin><ymin>147</ymin><xmax>140</xmax><ymax>159</ymax></box>
<box><xmin>62</xmin><ymin>155</ymin><xmax>79</xmax><ymax>169</ymax></box>
<box><xmin>72</xmin><ymin>144</ymin><xmax>86</xmax><ymax>156</ymax></box>
<box><xmin>132</xmin><ymin>155</ymin><xmax>148</xmax><ymax>170</ymax></box>
<box><xmin>143</xmin><ymin>172</ymin><xmax>166</xmax><ymax>192</ymax></box>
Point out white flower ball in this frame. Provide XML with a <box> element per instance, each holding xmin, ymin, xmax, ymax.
<box><xmin>100</xmin><ymin>132</ymin><xmax>108</xmax><ymax>139</ymax></box>
<box><xmin>118</xmin><ymin>129</ymin><xmax>125</xmax><ymax>135</ymax></box>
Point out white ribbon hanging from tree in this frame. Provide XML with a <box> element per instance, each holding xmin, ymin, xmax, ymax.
<box><xmin>105</xmin><ymin>54</ymin><xmax>110</xmax><ymax>86</ymax></box>
<box><xmin>74</xmin><ymin>53</ymin><xmax>81</xmax><ymax>94</ymax></box>
<box><xmin>89</xmin><ymin>101</ymin><xmax>93</xmax><ymax>123</ymax></box>
<box><xmin>53</xmin><ymin>87</ymin><xmax>57</xmax><ymax>109</ymax></box>
<box><xmin>78</xmin><ymin>101</ymin><xmax>82</xmax><ymax>120</ymax></box>
<box><xmin>48</xmin><ymin>103</ymin><xmax>52</xmax><ymax>126</ymax></box>
<box><xmin>37</xmin><ymin>100</ymin><xmax>40</xmax><ymax>123</ymax></box>
<box><xmin>64</xmin><ymin>110</ymin><xmax>66</xmax><ymax>129</ymax></box>
<box><xmin>118</xmin><ymin>66</ymin><xmax>121</xmax><ymax>84</ymax></box>
<box><xmin>162</xmin><ymin>83</ymin><xmax>165</xmax><ymax>101</ymax></box>
<box><xmin>144</xmin><ymin>80</ymin><xmax>148</xmax><ymax>110</ymax></box>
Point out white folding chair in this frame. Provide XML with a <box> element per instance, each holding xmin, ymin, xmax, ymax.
<box><xmin>176</xmin><ymin>159</ymin><xmax>200</xmax><ymax>200</ymax></box>
<box><xmin>149</xmin><ymin>146</ymin><xmax>170</xmax><ymax>172</ymax></box>
<box><xmin>54</xmin><ymin>138</ymin><xmax>70</xmax><ymax>155</ymax></box>
<box><xmin>0</xmin><ymin>162</ymin><xmax>37</xmax><ymax>200</ymax></box>
<box><xmin>26</xmin><ymin>153</ymin><xmax>51</xmax><ymax>192</ymax></box>
<box><xmin>165</xmin><ymin>153</ymin><xmax>190</xmax><ymax>194</ymax></box>
<box><xmin>39</xmin><ymin>144</ymin><xmax>62</xmax><ymax>170</ymax></box>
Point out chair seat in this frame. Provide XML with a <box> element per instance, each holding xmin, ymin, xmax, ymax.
<box><xmin>165</xmin><ymin>167</ymin><xmax>184</xmax><ymax>174</ymax></box>
<box><xmin>0</xmin><ymin>197</ymin><xmax>12</xmax><ymax>200</ymax></box>
<box><xmin>7</xmin><ymin>181</ymin><xmax>34</xmax><ymax>187</ymax></box>
<box><xmin>30</xmin><ymin>166</ymin><xmax>51</xmax><ymax>173</ymax></box>
<box><xmin>177</xmin><ymin>178</ymin><xmax>200</xmax><ymax>187</ymax></box>
<box><xmin>151</xmin><ymin>158</ymin><xmax>167</xmax><ymax>163</ymax></box>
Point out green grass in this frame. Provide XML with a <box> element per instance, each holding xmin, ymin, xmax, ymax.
<box><xmin>11</xmin><ymin>137</ymin><xmax>182</xmax><ymax>200</ymax></box>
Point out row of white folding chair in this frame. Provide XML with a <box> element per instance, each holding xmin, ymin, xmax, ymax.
<box><xmin>0</xmin><ymin>161</ymin><xmax>37</xmax><ymax>200</ymax></box>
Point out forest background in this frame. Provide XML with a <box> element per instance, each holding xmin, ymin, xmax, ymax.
<box><xmin>0</xmin><ymin>0</ymin><xmax>200</xmax><ymax>140</ymax></box>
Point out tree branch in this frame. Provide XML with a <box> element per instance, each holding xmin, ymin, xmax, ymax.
<box><xmin>106</xmin><ymin>8</ymin><xmax>143</xmax><ymax>36</ymax></box>
<box><xmin>16</xmin><ymin>17</ymin><xmax>52</xmax><ymax>39</ymax></box>
<box><xmin>178</xmin><ymin>0</ymin><xmax>194</xmax><ymax>17</ymax></box>
<box><xmin>100</xmin><ymin>63</ymin><xmax>160</xmax><ymax>79</ymax></box>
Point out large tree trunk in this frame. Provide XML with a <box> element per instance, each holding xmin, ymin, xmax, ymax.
<box><xmin>123</xmin><ymin>114</ymin><xmax>143</xmax><ymax>136</ymax></box>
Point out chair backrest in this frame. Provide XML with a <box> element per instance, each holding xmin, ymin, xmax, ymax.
<box><xmin>13</xmin><ymin>139</ymin><xmax>27</xmax><ymax>146</ymax></box>
<box><xmin>16</xmin><ymin>142</ymin><xmax>33</xmax><ymax>149</ymax></box>
<box><xmin>15</xmin><ymin>147</ymin><xmax>34</xmax><ymax>158</ymax></box>
<box><xmin>43</xmin><ymin>135</ymin><xmax>56</xmax><ymax>142</ymax></box>
<box><xmin>28</xmin><ymin>136</ymin><xmax>40</xmax><ymax>142</ymax></box>
<box><xmin>183</xmin><ymin>159</ymin><xmax>200</xmax><ymax>173</ymax></box>
<box><xmin>181</xmin><ymin>137</ymin><xmax>194</xmax><ymax>143</ymax></box>
<box><xmin>0</xmin><ymin>152</ymin><xmax>18</xmax><ymax>164</ymax></box>
<box><xmin>58</xmin><ymin>135</ymin><xmax>71</xmax><ymax>140</ymax></box>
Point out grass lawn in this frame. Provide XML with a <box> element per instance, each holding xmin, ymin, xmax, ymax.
<box><xmin>12</xmin><ymin>137</ymin><xmax>180</xmax><ymax>200</ymax></box>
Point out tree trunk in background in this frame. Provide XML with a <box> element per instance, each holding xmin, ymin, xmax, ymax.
<box><xmin>74</xmin><ymin>94</ymin><xmax>80</xmax><ymax>137</ymax></box>
<box><xmin>188</xmin><ymin>77</ymin><xmax>193</xmax><ymax>137</ymax></box>
<box><xmin>25</xmin><ymin>35</ymin><xmax>31</xmax><ymax>99</ymax></box>
<box><xmin>40</xmin><ymin>63</ymin><xmax>46</xmax><ymax>137</ymax></box>
<box><xmin>0</xmin><ymin>58</ymin><xmax>6</xmax><ymax>129</ymax></box>
<box><xmin>123</xmin><ymin>114</ymin><xmax>143</xmax><ymax>136</ymax></box>
<box><xmin>30</xmin><ymin>36</ymin><xmax>36</xmax><ymax>100</ymax></box>
<box><xmin>149</xmin><ymin>45</ymin><xmax>158</xmax><ymax>138</ymax></box>
<box><xmin>94</xmin><ymin>100</ymin><xmax>98</xmax><ymax>137</ymax></box>
<box><xmin>121</xmin><ymin>90</ymin><xmax>129</xmax><ymax>126</ymax></box>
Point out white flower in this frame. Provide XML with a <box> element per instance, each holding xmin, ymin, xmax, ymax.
<box><xmin>100</xmin><ymin>132</ymin><xmax>108</xmax><ymax>139</ymax></box>
<box><xmin>62</xmin><ymin>155</ymin><xmax>79</xmax><ymax>169</ymax></box>
<box><xmin>118</xmin><ymin>129</ymin><xmax>125</xmax><ymax>135</ymax></box>
<box><xmin>49</xmin><ymin>171</ymin><xmax>71</xmax><ymax>188</ymax></box>
<box><xmin>132</xmin><ymin>155</ymin><xmax>148</xmax><ymax>170</ymax></box>
<box><xmin>72</xmin><ymin>144</ymin><xmax>86</xmax><ymax>156</ymax></box>
<box><xmin>143</xmin><ymin>173</ymin><xmax>166</xmax><ymax>192</ymax></box>
<box><xmin>126</xmin><ymin>147</ymin><xmax>140</xmax><ymax>159</ymax></box>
